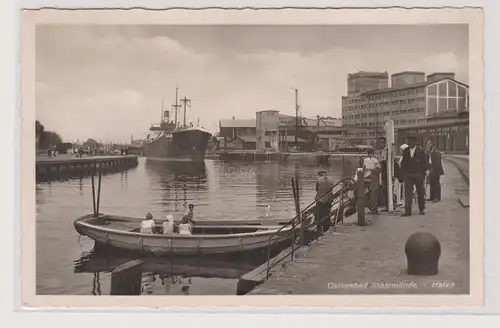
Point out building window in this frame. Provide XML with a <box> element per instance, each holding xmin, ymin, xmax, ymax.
<box><xmin>426</xmin><ymin>80</ymin><xmax>468</xmax><ymax>115</ymax></box>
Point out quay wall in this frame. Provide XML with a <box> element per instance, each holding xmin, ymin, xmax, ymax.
<box><xmin>36</xmin><ymin>155</ymin><xmax>139</xmax><ymax>182</ymax></box>
<box><xmin>218</xmin><ymin>151</ymin><xmax>365</xmax><ymax>166</ymax></box>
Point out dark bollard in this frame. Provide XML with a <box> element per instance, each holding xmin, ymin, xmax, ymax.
<box><xmin>405</xmin><ymin>232</ymin><xmax>441</xmax><ymax>275</ymax></box>
<box><xmin>110</xmin><ymin>259</ymin><xmax>144</xmax><ymax>295</ymax></box>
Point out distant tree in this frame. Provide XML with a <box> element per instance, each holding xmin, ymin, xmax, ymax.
<box><xmin>35</xmin><ymin>120</ymin><xmax>45</xmax><ymax>150</ymax></box>
<box><xmin>36</xmin><ymin>120</ymin><xmax>64</xmax><ymax>150</ymax></box>
<box><xmin>83</xmin><ymin>138</ymin><xmax>99</xmax><ymax>148</ymax></box>
<box><xmin>40</xmin><ymin>131</ymin><xmax>62</xmax><ymax>149</ymax></box>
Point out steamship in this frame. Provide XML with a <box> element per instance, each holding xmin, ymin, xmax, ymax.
<box><xmin>145</xmin><ymin>88</ymin><xmax>212</xmax><ymax>162</ymax></box>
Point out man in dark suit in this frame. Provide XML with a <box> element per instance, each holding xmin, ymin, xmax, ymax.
<box><xmin>426</xmin><ymin>140</ymin><xmax>444</xmax><ymax>202</ymax></box>
<box><xmin>400</xmin><ymin>135</ymin><xmax>427</xmax><ymax>216</ymax></box>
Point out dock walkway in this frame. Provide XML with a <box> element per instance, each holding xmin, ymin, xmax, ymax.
<box><xmin>250</xmin><ymin>159</ymin><xmax>470</xmax><ymax>295</ymax></box>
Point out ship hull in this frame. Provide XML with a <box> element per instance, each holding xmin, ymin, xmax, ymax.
<box><xmin>145</xmin><ymin>128</ymin><xmax>211</xmax><ymax>162</ymax></box>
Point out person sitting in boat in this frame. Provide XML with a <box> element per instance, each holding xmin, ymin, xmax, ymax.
<box><xmin>140</xmin><ymin>213</ymin><xmax>155</xmax><ymax>234</ymax></box>
<box><xmin>178</xmin><ymin>216</ymin><xmax>193</xmax><ymax>235</ymax></box>
<box><xmin>182</xmin><ymin>204</ymin><xmax>195</xmax><ymax>224</ymax></box>
<box><xmin>162</xmin><ymin>214</ymin><xmax>175</xmax><ymax>235</ymax></box>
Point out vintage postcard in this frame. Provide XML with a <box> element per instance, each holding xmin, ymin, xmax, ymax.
<box><xmin>21</xmin><ymin>8</ymin><xmax>483</xmax><ymax>308</ymax></box>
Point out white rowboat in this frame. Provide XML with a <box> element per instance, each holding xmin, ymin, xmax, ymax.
<box><xmin>74</xmin><ymin>214</ymin><xmax>296</xmax><ymax>256</ymax></box>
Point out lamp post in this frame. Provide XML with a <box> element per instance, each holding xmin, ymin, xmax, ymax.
<box><xmin>384</xmin><ymin>120</ymin><xmax>395</xmax><ymax>213</ymax></box>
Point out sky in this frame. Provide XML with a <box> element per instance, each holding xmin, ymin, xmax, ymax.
<box><xmin>35</xmin><ymin>24</ymin><xmax>469</xmax><ymax>143</ymax></box>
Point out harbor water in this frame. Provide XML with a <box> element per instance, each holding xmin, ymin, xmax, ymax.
<box><xmin>36</xmin><ymin>157</ymin><xmax>355</xmax><ymax>295</ymax></box>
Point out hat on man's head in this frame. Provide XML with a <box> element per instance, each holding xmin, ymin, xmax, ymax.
<box><xmin>318</xmin><ymin>169</ymin><xmax>327</xmax><ymax>175</ymax></box>
<box><xmin>400</xmin><ymin>144</ymin><xmax>409</xmax><ymax>150</ymax></box>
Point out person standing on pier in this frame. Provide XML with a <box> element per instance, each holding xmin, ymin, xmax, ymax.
<box><xmin>426</xmin><ymin>140</ymin><xmax>444</xmax><ymax>202</ymax></box>
<box><xmin>362</xmin><ymin>148</ymin><xmax>381</xmax><ymax>214</ymax></box>
<box><xmin>400</xmin><ymin>135</ymin><xmax>427</xmax><ymax>216</ymax></box>
<box><xmin>315</xmin><ymin>169</ymin><xmax>335</xmax><ymax>232</ymax></box>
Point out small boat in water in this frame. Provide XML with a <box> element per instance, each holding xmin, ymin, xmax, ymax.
<box><xmin>74</xmin><ymin>214</ymin><xmax>296</xmax><ymax>256</ymax></box>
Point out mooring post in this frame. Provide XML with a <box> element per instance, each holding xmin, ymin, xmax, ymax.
<box><xmin>91</xmin><ymin>171</ymin><xmax>97</xmax><ymax>216</ymax></box>
<box><xmin>356</xmin><ymin>168</ymin><xmax>366</xmax><ymax>226</ymax></box>
<box><xmin>405</xmin><ymin>232</ymin><xmax>441</xmax><ymax>275</ymax></box>
<box><xmin>96</xmin><ymin>166</ymin><xmax>102</xmax><ymax>216</ymax></box>
<box><xmin>110</xmin><ymin>259</ymin><xmax>144</xmax><ymax>295</ymax></box>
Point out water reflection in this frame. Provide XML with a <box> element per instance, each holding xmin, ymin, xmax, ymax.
<box><xmin>74</xmin><ymin>246</ymin><xmax>277</xmax><ymax>295</ymax></box>
<box><xmin>144</xmin><ymin>160</ymin><xmax>208</xmax><ymax>213</ymax></box>
<box><xmin>145</xmin><ymin>160</ymin><xmax>207</xmax><ymax>182</ymax></box>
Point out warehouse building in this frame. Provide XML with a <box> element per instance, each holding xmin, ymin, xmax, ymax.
<box><xmin>342</xmin><ymin>71</ymin><xmax>469</xmax><ymax>149</ymax></box>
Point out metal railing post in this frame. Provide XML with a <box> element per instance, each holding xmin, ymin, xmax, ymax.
<box><xmin>266</xmin><ymin>236</ymin><xmax>271</xmax><ymax>278</ymax></box>
<box><xmin>356</xmin><ymin>168</ymin><xmax>366</xmax><ymax>226</ymax></box>
<box><xmin>291</xmin><ymin>220</ymin><xmax>296</xmax><ymax>259</ymax></box>
<box><xmin>300</xmin><ymin>212</ymin><xmax>306</xmax><ymax>245</ymax></box>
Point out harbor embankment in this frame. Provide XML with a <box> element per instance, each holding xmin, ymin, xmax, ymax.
<box><xmin>248</xmin><ymin>158</ymin><xmax>470</xmax><ymax>295</ymax></box>
<box><xmin>36</xmin><ymin>155</ymin><xmax>139</xmax><ymax>182</ymax></box>
<box><xmin>218</xmin><ymin>151</ymin><xmax>364</xmax><ymax>166</ymax></box>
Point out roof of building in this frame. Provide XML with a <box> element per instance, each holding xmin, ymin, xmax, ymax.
<box><xmin>348</xmin><ymin>71</ymin><xmax>389</xmax><ymax>79</ymax></box>
<box><xmin>427</xmin><ymin>72</ymin><xmax>455</xmax><ymax>77</ymax></box>
<box><xmin>219</xmin><ymin>119</ymin><xmax>256</xmax><ymax>128</ymax></box>
<box><xmin>257</xmin><ymin>109</ymin><xmax>279</xmax><ymax>113</ymax></box>
<box><xmin>360</xmin><ymin>77</ymin><xmax>469</xmax><ymax>96</ymax></box>
<box><xmin>391</xmin><ymin>71</ymin><xmax>425</xmax><ymax>76</ymax></box>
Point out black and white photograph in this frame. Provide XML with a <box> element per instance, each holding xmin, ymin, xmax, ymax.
<box><xmin>21</xmin><ymin>8</ymin><xmax>483</xmax><ymax>307</ymax></box>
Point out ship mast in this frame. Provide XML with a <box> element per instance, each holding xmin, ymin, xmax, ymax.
<box><xmin>172</xmin><ymin>86</ymin><xmax>181</xmax><ymax>128</ymax></box>
<box><xmin>160</xmin><ymin>96</ymin><xmax>164</xmax><ymax>123</ymax></box>
<box><xmin>180</xmin><ymin>96</ymin><xmax>191</xmax><ymax>128</ymax></box>
<box><xmin>294</xmin><ymin>88</ymin><xmax>300</xmax><ymax>147</ymax></box>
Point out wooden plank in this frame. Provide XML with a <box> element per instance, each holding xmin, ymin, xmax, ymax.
<box><xmin>236</xmin><ymin>244</ymin><xmax>309</xmax><ymax>295</ymax></box>
<box><xmin>458</xmin><ymin>195</ymin><xmax>470</xmax><ymax>208</ymax></box>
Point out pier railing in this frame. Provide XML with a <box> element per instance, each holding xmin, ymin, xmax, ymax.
<box><xmin>265</xmin><ymin>176</ymin><xmax>356</xmax><ymax>278</ymax></box>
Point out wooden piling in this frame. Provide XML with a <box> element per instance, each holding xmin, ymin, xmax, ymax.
<box><xmin>91</xmin><ymin>172</ymin><xmax>97</xmax><ymax>215</ymax></box>
<box><xmin>356</xmin><ymin>168</ymin><xmax>366</xmax><ymax>226</ymax></box>
<box><xmin>96</xmin><ymin>169</ymin><xmax>102</xmax><ymax>215</ymax></box>
<box><xmin>110</xmin><ymin>259</ymin><xmax>144</xmax><ymax>295</ymax></box>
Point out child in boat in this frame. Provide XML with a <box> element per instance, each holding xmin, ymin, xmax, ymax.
<box><xmin>162</xmin><ymin>215</ymin><xmax>175</xmax><ymax>235</ymax></box>
<box><xmin>140</xmin><ymin>213</ymin><xmax>155</xmax><ymax>234</ymax></box>
<box><xmin>178</xmin><ymin>216</ymin><xmax>193</xmax><ymax>235</ymax></box>
<box><xmin>183</xmin><ymin>204</ymin><xmax>195</xmax><ymax>224</ymax></box>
